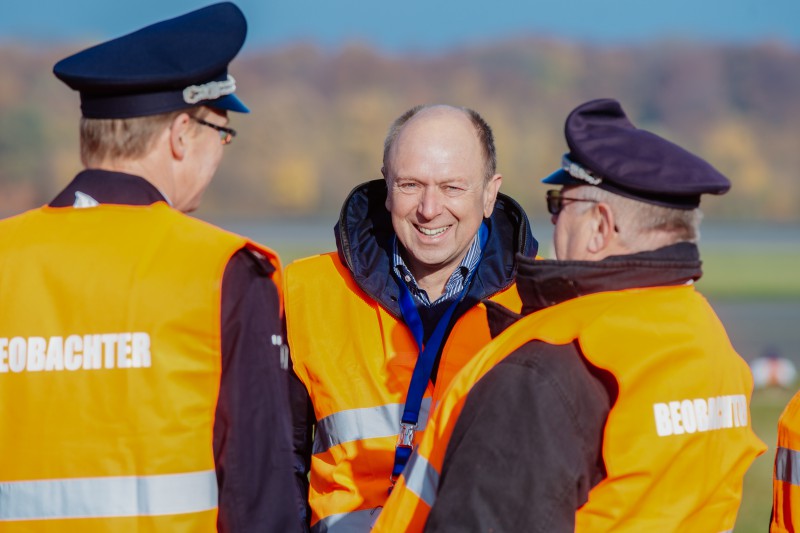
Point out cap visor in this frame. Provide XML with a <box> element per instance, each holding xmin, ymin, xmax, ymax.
<box><xmin>206</xmin><ymin>93</ymin><xmax>249</xmax><ymax>114</ymax></box>
<box><xmin>542</xmin><ymin>169</ymin><xmax>584</xmax><ymax>186</ymax></box>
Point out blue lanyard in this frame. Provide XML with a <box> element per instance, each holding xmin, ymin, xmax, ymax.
<box><xmin>390</xmin><ymin>223</ymin><xmax>489</xmax><ymax>486</ymax></box>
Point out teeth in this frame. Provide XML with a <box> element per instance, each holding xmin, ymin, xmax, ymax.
<box><xmin>418</xmin><ymin>226</ymin><xmax>448</xmax><ymax>236</ymax></box>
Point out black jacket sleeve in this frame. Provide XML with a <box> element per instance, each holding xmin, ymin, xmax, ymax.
<box><xmin>213</xmin><ymin>249</ymin><xmax>306</xmax><ymax>533</ymax></box>
<box><xmin>289</xmin><ymin>364</ymin><xmax>314</xmax><ymax>528</ymax></box>
<box><xmin>424</xmin><ymin>341</ymin><xmax>612</xmax><ymax>533</ymax></box>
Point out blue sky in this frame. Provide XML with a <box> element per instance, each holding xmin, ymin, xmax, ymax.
<box><xmin>1</xmin><ymin>0</ymin><xmax>798</xmax><ymax>52</ymax></box>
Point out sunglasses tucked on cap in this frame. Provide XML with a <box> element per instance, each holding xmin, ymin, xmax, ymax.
<box><xmin>52</xmin><ymin>2</ymin><xmax>249</xmax><ymax>119</ymax></box>
<box><xmin>542</xmin><ymin>98</ymin><xmax>730</xmax><ymax>209</ymax></box>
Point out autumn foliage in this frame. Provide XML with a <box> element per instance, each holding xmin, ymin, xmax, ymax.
<box><xmin>1</xmin><ymin>38</ymin><xmax>798</xmax><ymax>221</ymax></box>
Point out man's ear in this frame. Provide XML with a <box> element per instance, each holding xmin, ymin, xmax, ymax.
<box><xmin>586</xmin><ymin>202</ymin><xmax>616</xmax><ymax>255</ymax></box>
<box><xmin>382</xmin><ymin>166</ymin><xmax>393</xmax><ymax>211</ymax></box>
<box><xmin>169</xmin><ymin>113</ymin><xmax>192</xmax><ymax>160</ymax></box>
<box><xmin>483</xmin><ymin>174</ymin><xmax>502</xmax><ymax>218</ymax></box>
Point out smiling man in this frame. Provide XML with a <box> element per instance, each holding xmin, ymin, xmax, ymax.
<box><xmin>284</xmin><ymin>104</ymin><xmax>537</xmax><ymax>532</ymax></box>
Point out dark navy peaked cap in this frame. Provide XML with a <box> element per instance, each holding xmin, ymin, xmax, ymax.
<box><xmin>543</xmin><ymin>98</ymin><xmax>730</xmax><ymax>209</ymax></box>
<box><xmin>53</xmin><ymin>2</ymin><xmax>249</xmax><ymax>119</ymax></box>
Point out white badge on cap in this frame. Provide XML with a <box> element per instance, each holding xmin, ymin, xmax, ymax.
<box><xmin>183</xmin><ymin>75</ymin><xmax>237</xmax><ymax>104</ymax></box>
<box><xmin>562</xmin><ymin>155</ymin><xmax>603</xmax><ymax>185</ymax></box>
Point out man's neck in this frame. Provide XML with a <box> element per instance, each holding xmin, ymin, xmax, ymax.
<box><xmin>89</xmin><ymin>126</ymin><xmax>177</xmax><ymax>202</ymax></box>
<box><xmin>410</xmin><ymin>268</ymin><xmax>455</xmax><ymax>302</ymax></box>
<box><xmin>89</xmin><ymin>153</ymin><xmax>175</xmax><ymax>207</ymax></box>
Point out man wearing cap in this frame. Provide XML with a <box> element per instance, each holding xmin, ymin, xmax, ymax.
<box><xmin>374</xmin><ymin>98</ymin><xmax>766</xmax><ymax>533</ymax></box>
<box><xmin>0</xmin><ymin>3</ymin><xmax>304</xmax><ymax>531</ymax></box>
<box><xmin>284</xmin><ymin>104</ymin><xmax>537</xmax><ymax>531</ymax></box>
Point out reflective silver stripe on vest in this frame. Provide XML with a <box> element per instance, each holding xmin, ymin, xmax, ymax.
<box><xmin>402</xmin><ymin>450</ymin><xmax>439</xmax><ymax>507</ymax></box>
<box><xmin>776</xmin><ymin>446</ymin><xmax>800</xmax><ymax>486</ymax></box>
<box><xmin>313</xmin><ymin>397</ymin><xmax>432</xmax><ymax>455</ymax></box>
<box><xmin>311</xmin><ymin>507</ymin><xmax>379</xmax><ymax>532</ymax></box>
<box><xmin>0</xmin><ymin>470</ymin><xmax>217</xmax><ymax>521</ymax></box>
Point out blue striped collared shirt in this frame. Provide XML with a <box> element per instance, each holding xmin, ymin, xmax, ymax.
<box><xmin>393</xmin><ymin>233</ymin><xmax>482</xmax><ymax>307</ymax></box>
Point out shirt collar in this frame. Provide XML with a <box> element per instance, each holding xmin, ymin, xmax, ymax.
<box><xmin>49</xmin><ymin>169</ymin><xmax>169</xmax><ymax>208</ymax></box>
<box><xmin>393</xmin><ymin>232</ymin><xmax>483</xmax><ymax>307</ymax></box>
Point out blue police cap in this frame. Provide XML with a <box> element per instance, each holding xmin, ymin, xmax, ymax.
<box><xmin>543</xmin><ymin>98</ymin><xmax>730</xmax><ymax>209</ymax></box>
<box><xmin>53</xmin><ymin>2</ymin><xmax>249</xmax><ymax>119</ymax></box>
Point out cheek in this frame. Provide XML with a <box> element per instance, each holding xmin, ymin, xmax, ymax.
<box><xmin>387</xmin><ymin>193</ymin><xmax>416</xmax><ymax>218</ymax></box>
<box><xmin>458</xmin><ymin>195</ymin><xmax>489</xmax><ymax>222</ymax></box>
<box><xmin>553</xmin><ymin>220</ymin><xmax>570</xmax><ymax>257</ymax></box>
<box><xmin>214</xmin><ymin>145</ymin><xmax>225</xmax><ymax>165</ymax></box>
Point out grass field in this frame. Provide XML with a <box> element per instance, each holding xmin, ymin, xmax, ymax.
<box><xmin>702</xmin><ymin>245</ymin><xmax>800</xmax><ymax>530</ymax></box>
<box><xmin>737</xmin><ymin>387</ymin><xmax>793</xmax><ymax>532</ymax></box>
<box><xmin>697</xmin><ymin>248</ymin><xmax>800</xmax><ymax>300</ymax></box>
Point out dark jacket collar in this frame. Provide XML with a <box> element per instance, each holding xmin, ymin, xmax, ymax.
<box><xmin>49</xmin><ymin>169</ymin><xmax>168</xmax><ymax>207</ymax></box>
<box><xmin>334</xmin><ymin>179</ymin><xmax>537</xmax><ymax>319</ymax></box>
<box><xmin>486</xmin><ymin>242</ymin><xmax>703</xmax><ymax>336</ymax></box>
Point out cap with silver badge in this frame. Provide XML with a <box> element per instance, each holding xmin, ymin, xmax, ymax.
<box><xmin>543</xmin><ymin>98</ymin><xmax>730</xmax><ymax>209</ymax></box>
<box><xmin>53</xmin><ymin>2</ymin><xmax>249</xmax><ymax>119</ymax></box>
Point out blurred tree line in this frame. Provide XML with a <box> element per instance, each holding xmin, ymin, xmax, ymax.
<box><xmin>0</xmin><ymin>38</ymin><xmax>798</xmax><ymax>221</ymax></box>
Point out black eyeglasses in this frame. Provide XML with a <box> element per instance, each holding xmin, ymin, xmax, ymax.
<box><xmin>546</xmin><ymin>189</ymin><xmax>599</xmax><ymax>215</ymax></box>
<box><xmin>192</xmin><ymin>117</ymin><xmax>237</xmax><ymax>145</ymax></box>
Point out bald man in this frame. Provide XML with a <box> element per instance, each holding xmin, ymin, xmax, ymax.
<box><xmin>284</xmin><ymin>104</ymin><xmax>537</xmax><ymax>532</ymax></box>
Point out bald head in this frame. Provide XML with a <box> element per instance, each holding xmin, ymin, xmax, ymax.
<box><xmin>382</xmin><ymin>104</ymin><xmax>497</xmax><ymax>183</ymax></box>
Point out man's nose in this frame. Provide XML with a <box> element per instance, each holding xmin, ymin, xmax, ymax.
<box><xmin>418</xmin><ymin>186</ymin><xmax>444</xmax><ymax>219</ymax></box>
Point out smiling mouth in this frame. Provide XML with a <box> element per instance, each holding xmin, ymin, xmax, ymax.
<box><xmin>416</xmin><ymin>225</ymin><xmax>450</xmax><ymax>237</ymax></box>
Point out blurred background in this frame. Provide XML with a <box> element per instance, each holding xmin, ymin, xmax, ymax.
<box><xmin>2</xmin><ymin>1</ymin><xmax>799</xmax><ymax>530</ymax></box>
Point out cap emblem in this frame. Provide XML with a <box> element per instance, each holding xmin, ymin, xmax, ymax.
<box><xmin>562</xmin><ymin>155</ymin><xmax>603</xmax><ymax>185</ymax></box>
<box><xmin>183</xmin><ymin>75</ymin><xmax>237</xmax><ymax>105</ymax></box>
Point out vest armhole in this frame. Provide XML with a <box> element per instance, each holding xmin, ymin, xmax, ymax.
<box><xmin>239</xmin><ymin>246</ymin><xmax>276</xmax><ymax>277</ymax></box>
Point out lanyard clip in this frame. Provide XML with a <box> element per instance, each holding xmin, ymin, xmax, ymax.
<box><xmin>397</xmin><ymin>422</ymin><xmax>416</xmax><ymax>449</ymax></box>
<box><xmin>390</xmin><ymin>422</ymin><xmax>417</xmax><ymax>489</ymax></box>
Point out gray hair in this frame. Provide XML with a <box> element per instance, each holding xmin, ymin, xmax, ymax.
<box><xmin>574</xmin><ymin>186</ymin><xmax>703</xmax><ymax>249</ymax></box>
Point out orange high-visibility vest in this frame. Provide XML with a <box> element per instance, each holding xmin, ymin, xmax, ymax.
<box><xmin>773</xmin><ymin>390</ymin><xmax>800</xmax><ymax>532</ymax></box>
<box><xmin>375</xmin><ymin>284</ymin><xmax>766</xmax><ymax>533</ymax></box>
<box><xmin>284</xmin><ymin>252</ymin><xmax>522</xmax><ymax>532</ymax></box>
<box><xmin>0</xmin><ymin>203</ymin><xmax>280</xmax><ymax>533</ymax></box>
